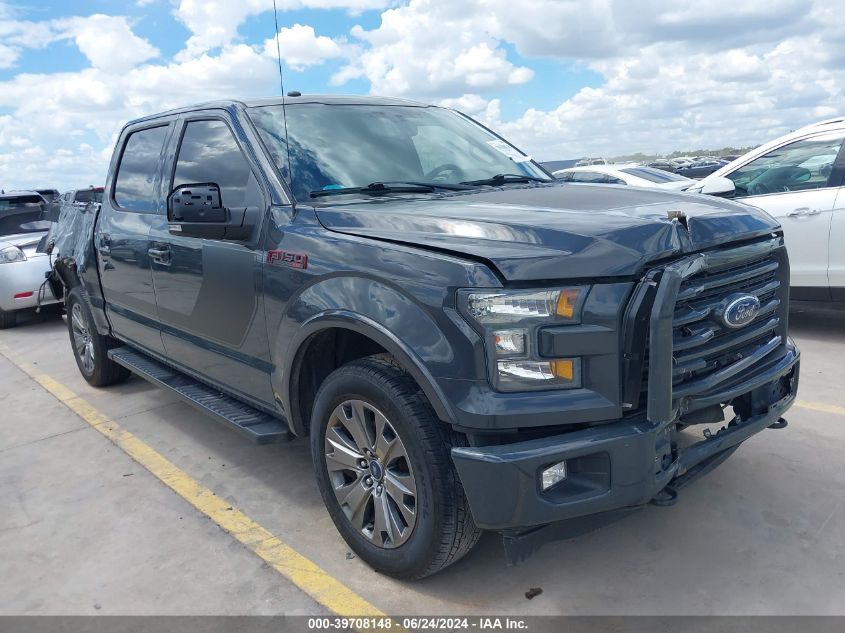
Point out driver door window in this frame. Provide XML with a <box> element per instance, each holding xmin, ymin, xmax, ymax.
<box><xmin>172</xmin><ymin>120</ymin><xmax>256</xmax><ymax>208</ymax></box>
<box><xmin>727</xmin><ymin>133</ymin><xmax>845</xmax><ymax>198</ymax></box>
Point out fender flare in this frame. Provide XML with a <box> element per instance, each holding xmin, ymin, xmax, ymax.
<box><xmin>282</xmin><ymin>310</ymin><xmax>457</xmax><ymax>434</ymax></box>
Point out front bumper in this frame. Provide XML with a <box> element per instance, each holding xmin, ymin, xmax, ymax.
<box><xmin>451</xmin><ymin>339</ymin><xmax>799</xmax><ymax>532</ymax></box>
<box><xmin>0</xmin><ymin>255</ymin><xmax>59</xmax><ymax>311</ymax></box>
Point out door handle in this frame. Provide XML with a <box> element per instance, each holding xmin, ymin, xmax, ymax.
<box><xmin>147</xmin><ymin>246</ymin><xmax>171</xmax><ymax>265</ymax></box>
<box><xmin>97</xmin><ymin>233</ymin><xmax>111</xmax><ymax>255</ymax></box>
<box><xmin>787</xmin><ymin>207</ymin><xmax>821</xmax><ymax>217</ymax></box>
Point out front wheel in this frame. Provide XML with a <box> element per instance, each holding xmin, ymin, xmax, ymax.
<box><xmin>66</xmin><ymin>287</ymin><xmax>130</xmax><ymax>387</ymax></box>
<box><xmin>310</xmin><ymin>358</ymin><xmax>481</xmax><ymax>579</ymax></box>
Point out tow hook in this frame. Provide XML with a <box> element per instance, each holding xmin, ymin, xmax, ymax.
<box><xmin>768</xmin><ymin>417</ymin><xmax>788</xmax><ymax>430</ymax></box>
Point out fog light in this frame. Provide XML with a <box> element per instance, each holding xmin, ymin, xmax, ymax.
<box><xmin>541</xmin><ymin>461</ymin><xmax>567</xmax><ymax>491</ymax></box>
<box><xmin>496</xmin><ymin>358</ymin><xmax>581</xmax><ymax>390</ymax></box>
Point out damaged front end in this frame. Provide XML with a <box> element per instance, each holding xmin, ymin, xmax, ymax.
<box><xmin>451</xmin><ymin>235</ymin><xmax>800</xmax><ymax>564</ymax></box>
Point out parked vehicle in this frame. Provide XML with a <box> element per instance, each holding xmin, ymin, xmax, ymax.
<box><xmin>647</xmin><ymin>160</ymin><xmax>678</xmax><ymax>173</ymax></box>
<box><xmin>675</xmin><ymin>159</ymin><xmax>727</xmax><ymax>180</ymax></box>
<box><xmin>575</xmin><ymin>157</ymin><xmax>609</xmax><ymax>166</ymax></box>
<box><xmin>0</xmin><ymin>191</ymin><xmax>61</xmax><ymax>328</ymax></box>
<box><xmin>59</xmin><ymin>186</ymin><xmax>104</xmax><ymax>206</ymax></box>
<box><xmin>51</xmin><ymin>95</ymin><xmax>799</xmax><ymax>579</ymax></box>
<box><xmin>554</xmin><ymin>165</ymin><xmax>695</xmax><ymax>190</ymax></box>
<box><xmin>690</xmin><ymin>116</ymin><xmax>845</xmax><ymax>300</ymax></box>
<box><xmin>36</xmin><ymin>188</ymin><xmax>61</xmax><ymax>202</ymax></box>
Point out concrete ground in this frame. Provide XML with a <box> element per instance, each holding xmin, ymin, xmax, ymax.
<box><xmin>0</xmin><ymin>306</ymin><xmax>843</xmax><ymax>616</ymax></box>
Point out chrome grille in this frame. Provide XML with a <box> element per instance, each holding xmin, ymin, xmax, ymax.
<box><xmin>670</xmin><ymin>250</ymin><xmax>783</xmax><ymax>398</ymax></box>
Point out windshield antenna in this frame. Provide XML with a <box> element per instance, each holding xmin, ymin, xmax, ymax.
<box><xmin>272</xmin><ymin>0</ymin><xmax>295</xmax><ymax>200</ymax></box>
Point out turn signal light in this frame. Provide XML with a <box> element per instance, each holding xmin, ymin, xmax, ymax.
<box><xmin>555</xmin><ymin>289</ymin><xmax>580</xmax><ymax>319</ymax></box>
<box><xmin>551</xmin><ymin>359</ymin><xmax>574</xmax><ymax>380</ymax></box>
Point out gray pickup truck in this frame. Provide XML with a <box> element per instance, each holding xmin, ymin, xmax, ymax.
<box><xmin>51</xmin><ymin>94</ymin><xmax>800</xmax><ymax>579</ymax></box>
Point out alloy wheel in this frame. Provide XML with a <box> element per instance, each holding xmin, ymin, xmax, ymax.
<box><xmin>70</xmin><ymin>303</ymin><xmax>95</xmax><ymax>375</ymax></box>
<box><xmin>324</xmin><ymin>399</ymin><xmax>417</xmax><ymax>548</ymax></box>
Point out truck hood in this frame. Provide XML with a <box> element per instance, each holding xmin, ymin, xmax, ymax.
<box><xmin>314</xmin><ymin>184</ymin><xmax>779</xmax><ymax>281</ymax></box>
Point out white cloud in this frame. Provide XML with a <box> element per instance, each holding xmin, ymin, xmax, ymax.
<box><xmin>0</xmin><ymin>42</ymin><xmax>279</xmax><ymax>189</ymax></box>
<box><xmin>173</xmin><ymin>0</ymin><xmax>389</xmax><ymax>59</ymax></box>
<box><xmin>264</xmin><ymin>24</ymin><xmax>344</xmax><ymax>70</ymax></box>
<box><xmin>334</xmin><ymin>0</ymin><xmax>533</xmax><ymax>96</ymax></box>
<box><xmin>326</xmin><ymin>0</ymin><xmax>844</xmax><ymax>161</ymax></box>
<box><xmin>1</xmin><ymin>0</ymin><xmax>844</xmax><ymax>190</ymax></box>
<box><xmin>56</xmin><ymin>15</ymin><xmax>159</xmax><ymax>73</ymax></box>
<box><xmin>0</xmin><ymin>43</ymin><xmax>18</xmax><ymax>68</ymax></box>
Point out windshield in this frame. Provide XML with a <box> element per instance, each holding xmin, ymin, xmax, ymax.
<box><xmin>248</xmin><ymin>103</ymin><xmax>551</xmax><ymax>202</ymax></box>
<box><xmin>0</xmin><ymin>196</ymin><xmax>48</xmax><ymax>237</ymax></box>
<box><xmin>74</xmin><ymin>189</ymin><xmax>104</xmax><ymax>203</ymax></box>
<box><xmin>620</xmin><ymin>167</ymin><xmax>689</xmax><ymax>183</ymax></box>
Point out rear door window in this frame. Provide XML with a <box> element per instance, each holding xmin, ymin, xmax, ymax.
<box><xmin>113</xmin><ymin>125</ymin><xmax>169</xmax><ymax>212</ymax></box>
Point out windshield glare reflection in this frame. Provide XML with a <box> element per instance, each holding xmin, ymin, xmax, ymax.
<box><xmin>248</xmin><ymin>103</ymin><xmax>551</xmax><ymax>202</ymax></box>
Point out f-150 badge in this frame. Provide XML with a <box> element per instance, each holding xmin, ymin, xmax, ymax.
<box><xmin>267</xmin><ymin>249</ymin><xmax>308</xmax><ymax>269</ymax></box>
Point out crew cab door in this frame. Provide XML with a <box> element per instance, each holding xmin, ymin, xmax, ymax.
<box><xmin>720</xmin><ymin>131</ymin><xmax>845</xmax><ymax>298</ymax></box>
<box><xmin>148</xmin><ymin>115</ymin><xmax>274</xmax><ymax>405</ymax></box>
<box><xmin>97</xmin><ymin>123</ymin><xmax>171</xmax><ymax>354</ymax></box>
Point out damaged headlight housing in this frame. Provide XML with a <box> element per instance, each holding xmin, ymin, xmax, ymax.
<box><xmin>459</xmin><ymin>288</ymin><xmax>587</xmax><ymax>392</ymax></box>
<box><xmin>0</xmin><ymin>246</ymin><xmax>26</xmax><ymax>264</ymax></box>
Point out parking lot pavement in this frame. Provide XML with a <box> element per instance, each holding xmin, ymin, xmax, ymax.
<box><xmin>1</xmin><ymin>308</ymin><xmax>844</xmax><ymax>616</ymax></box>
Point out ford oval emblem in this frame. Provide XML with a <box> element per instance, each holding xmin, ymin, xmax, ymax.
<box><xmin>719</xmin><ymin>293</ymin><xmax>761</xmax><ymax>329</ymax></box>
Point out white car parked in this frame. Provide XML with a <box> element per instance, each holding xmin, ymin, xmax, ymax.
<box><xmin>691</xmin><ymin>117</ymin><xmax>845</xmax><ymax>301</ymax></box>
<box><xmin>0</xmin><ymin>191</ymin><xmax>60</xmax><ymax>328</ymax></box>
<box><xmin>554</xmin><ymin>164</ymin><xmax>696</xmax><ymax>190</ymax></box>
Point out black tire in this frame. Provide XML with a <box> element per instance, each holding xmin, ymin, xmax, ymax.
<box><xmin>0</xmin><ymin>308</ymin><xmax>16</xmax><ymax>329</ymax></box>
<box><xmin>310</xmin><ymin>357</ymin><xmax>482</xmax><ymax>579</ymax></box>
<box><xmin>66</xmin><ymin>287</ymin><xmax>130</xmax><ymax>387</ymax></box>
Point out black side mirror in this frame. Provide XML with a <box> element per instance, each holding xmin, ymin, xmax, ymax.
<box><xmin>166</xmin><ymin>183</ymin><xmax>255</xmax><ymax>240</ymax></box>
<box><xmin>168</xmin><ymin>183</ymin><xmax>227</xmax><ymax>223</ymax></box>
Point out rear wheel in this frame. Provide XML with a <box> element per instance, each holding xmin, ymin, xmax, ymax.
<box><xmin>0</xmin><ymin>308</ymin><xmax>16</xmax><ymax>329</ymax></box>
<box><xmin>66</xmin><ymin>287</ymin><xmax>130</xmax><ymax>387</ymax></box>
<box><xmin>310</xmin><ymin>357</ymin><xmax>481</xmax><ymax>579</ymax></box>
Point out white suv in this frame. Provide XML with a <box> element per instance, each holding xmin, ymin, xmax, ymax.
<box><xmin>692</xmin><ymin>117</ymin><xmax>845</xmax><ymax>301</ymax></box>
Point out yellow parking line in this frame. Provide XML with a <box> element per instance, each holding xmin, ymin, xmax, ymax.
<box><xmin>795</xmin><ymin>400</ymin><xmax>845</xmax><ymax>417</ymax></box>
<box><xmin>0</xmin><ymin>342</ymin><xmax>384</xmax><ymax>620</ymax></box>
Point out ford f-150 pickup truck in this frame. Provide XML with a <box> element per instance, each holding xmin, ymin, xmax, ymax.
<box><xmin>52</xmin><ymin>95</ymin><xmax>800</xmax><ymax>579</ymax></box>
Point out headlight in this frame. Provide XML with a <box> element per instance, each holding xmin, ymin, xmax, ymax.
<box><xmin>459</xmin><ymin>287</ymin><xmax>588</xmax><ymax>392</ymax></box>
<box><xmin>466</xmin><ymin>288</ymin><xmax>582</xmax><ymax>323</ymax></box>
<box><xmin>0</xmin><ymin>246</ymin><xmax>26</xmax><ymax>263</ymax></box>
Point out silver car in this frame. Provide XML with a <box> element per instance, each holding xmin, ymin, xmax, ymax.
<box><xmin>0</xmin><ymin>191</ymin><xmax>61</xmax><ymax>328</ymax></box>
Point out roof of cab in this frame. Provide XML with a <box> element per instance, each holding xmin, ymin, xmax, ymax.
<box><xmin>124</xmin><ymin>94</ymin><xmax>431</xmax><ymax>127</ymax></box>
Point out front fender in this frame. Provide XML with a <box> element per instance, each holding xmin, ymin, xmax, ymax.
<box><xmin>272</xmin><ymin>274</ymin><xmax>483</xmax><ymax>431</ymax></box>
<box><xmin>286</xmin><ymin>310</ymin><xmax>456</xmax><ymax>427</ymax></box>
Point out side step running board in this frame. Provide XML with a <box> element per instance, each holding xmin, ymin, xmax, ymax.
<box><xmin>108</xmin><ymin>346</ymin><xmax>291</xmax><ymax>444</ymax></box>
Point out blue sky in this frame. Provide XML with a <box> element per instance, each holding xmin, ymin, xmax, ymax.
<box><xmin>0</xmin><ymin>0</ymin><xmax>601</xmax><ymax>118</ymax></box>
<box><xmin>0</xmin><ymin>0</ymin><xmax>840</xmax><ymax>190</ymax></box>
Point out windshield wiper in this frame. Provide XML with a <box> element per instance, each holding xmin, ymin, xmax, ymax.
<box><xmin>310</xmin><ymin>181</ymin><xmax>471</xmax><ymax>198</ymax></box>
<box><xmin>460</xmin><ymin>173</ymin><xmax>549</xmax><ymax>186</ymax></box>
